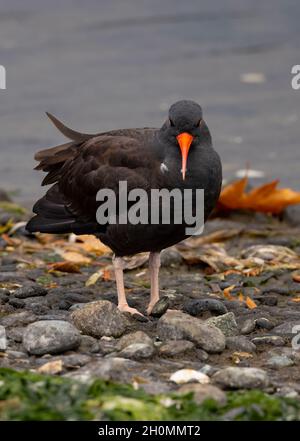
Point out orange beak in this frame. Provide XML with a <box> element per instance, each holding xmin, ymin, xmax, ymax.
<box><xmin>176</xmin><ymin>132</ymin><xmax>194</xmax><ymax>180</ymax></box>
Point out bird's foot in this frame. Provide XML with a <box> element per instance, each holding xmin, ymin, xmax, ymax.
<box><xmin>118</xmin><ymin>303</ymin><xmax>144</xmax><ymax>317</ymax></box>
<box><xmin>146</xmin><ymin>300</ymin><xmax>159</xmax><ymax>316</ymax></box>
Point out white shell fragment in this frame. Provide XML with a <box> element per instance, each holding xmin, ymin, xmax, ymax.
<box><xmin>169</xmin><ymin>369</ymin><xmax>210</xmax><ymax>385</ymax></box>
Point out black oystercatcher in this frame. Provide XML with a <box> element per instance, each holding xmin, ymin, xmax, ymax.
<box><xmin>26</xmin><ymin>100</ymin><xmax>222</xmax><ymax>316</ymax></box>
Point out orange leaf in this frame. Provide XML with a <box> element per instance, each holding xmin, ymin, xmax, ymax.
<box><xmin>292</xmin><ymin>272</ymin><xmax>300</xmax><ymax>283</ymax></box>
<box><xmin>223</xmin><ymin>285</ymin><xmax>235</xmax><ymax>300</ymax></box>
<box><xmin>246</xmin><ymin>296</ymin><xmax>257</xmax><ymax>309</ymax></box>
<box><xmin>218</xmin><ymin>177</ymin><xmax>248</xmax><ymax>210</ymax></box>
<box><xmin>60</xmin><ymin>251</ymin><xmax>91</xmax><ymax>265</ymax></box>
<box><xmin>247</xmin><ymin>180</ymin><xmax>278</xmax><ymax>200</ymax></box>
<box><xmin>218</xmin><ymin>177</ymin><xmax>300</xmax><ymax>214</ymax></box>
<box><xmin>292</xmin><ymin>297</ymin><xmax>300</xmax><ymax>302</ymax></box>
<box><xmin>238</xmin><ymin>293</ymin><xmax>244</xmax><ymax>302</ymax></box>
<box><xmin>76</xmin><ymin>235</ymin><xmax>111</xmax><ymax>255</ymax></box>
<box><xmin>49</xmin><ymin>261</ymin><xmax>81</xmax><ymax>274</ymax></box>
<box><xmin>102</xmin><ymin>269</ymin><xmax>112</xmax><ymax>281</ymax></box>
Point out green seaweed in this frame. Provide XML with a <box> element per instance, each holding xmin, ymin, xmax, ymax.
<box><xmin>0</xmin><ymin>368</ymin><xmax>299</xmax><ymax>421</ymax></box>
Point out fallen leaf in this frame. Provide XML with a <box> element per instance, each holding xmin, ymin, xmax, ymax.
<box><xmin>85</xmin><ymin>270</ymin><xmax>103</xmax><ymax>287</ymax></box>
<box><xmin>76</xmin><ymin>235</ymin><xmax>111</xmax><ymax>255</ymax></box>
<box><xmin>223</xmin><ymin>285</ymin><xmax>235</xmax><ymax>300</ymax></box>
<box><xmin>59</xmin><ymin>251</ymin><xmax>91</xmax><ymax>265</ymax></box>
<box><xmin>231</xmin><ymin>351</ymin><xmax>253</xmax><ymax>364</ymax></box>
<box><xmin>246</xmin><ymin>296</ymin><xmax>257</xmax><ymax>309</ymax></box>
<box><xmin>122</xmin><ymin>253</ymin><xmax>149</xmax><ymax>270</ymax></box>
<box><xmin>218</xmin><ymin>177</ymin><xmax>248</xmax><ymax>210</ymax></box>
<box><xmin>37</xmin><ymin>360</ymin><xmax>63</xmax><ymax>375</ymax></box>
<box><xmin>218</xmin><ymin>177</ymin><xmax>300</xmax><ymax>214</ymax></box>
<box><xmin>180</xmin><ymin>245</ymin><xmax>241</xmax><ymax>272</ymax></box>
<box><xmin>102</xmin><ymin>269</ymin><xmax>112</xmax><ymax>281</ymax></box>
<box><xmin>238</xmin><ymin>293</ymin><xmax>244</xmax><ymax>302</ymax></box>
<box><xmin>292</xmin><ymin>271</ymin><xmax>300</xmax><ymax>283</ymax></box>
<box><xmin>49</xmin><ymin>261</ymin><xmax>81</xmax><ymax>274</ymax></box>
<box><xmin>292</xmin><ymin>297</ymin><xmax>300</xmax><ymax>303</ymax></box>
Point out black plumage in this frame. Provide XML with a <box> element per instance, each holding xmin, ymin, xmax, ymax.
<box><xmin>27</xmin><ymin>100</ymin><xmax>222</xmax><ymax>316</ymax></box>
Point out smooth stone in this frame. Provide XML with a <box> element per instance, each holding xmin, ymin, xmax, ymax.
<box><xmin>6</xmin><ymin>350</ymin><xmax>27</xmax><ymax>359</ymax></box>
<box><xmin>65</xmin><ymin>357</ymin><xmax>140</xmax><ymax>383</ymax></box>
<box><xmin>71</xmin><ymin>300</ymin><xmax>128</xmax><ymax>338</ymax></box>
<box><xmin>178</xmin><ymin>384</ymin><xmax>227</xmax><ymax>406</ymax></box>
<box><xmin>0</xmin><ymin>325</ymin><xmax>7</xmax><ymax>351</ymax></box>
<box><xmin>226</xmin><ymin>336</ymin><xmax>256</xmax><ymax>353</ymax></box>
<box><xmin>23</xmin><ymin>320</ymin><xmax>81</xmax><ymax>355</ymax></box>
<box><xmin>58</xmin><ymin>354</ymin><xmax>92</xmax><ymax>369</ymax></box>
<box><xmin>78</xmin><ymin>335</ymin><xmax>100</xmax><ymax>354</ymax></box>
<box><xmin>276</xmin><ymin>386</ymin><xmax>298</xmax><ymax>399</ymax></box>
<box><xmin>116</xmin><ymin>331</ymin><xmax>153</xmax><ymax>351</ymax></box>
<box><xmin>160</xmin><ymin>248</ymin><xmax>183</xmax><ymax>267</ymax></box>
<box><xmin>251</xmin><ymin>336</ymin><xmax>285</xmax><ymax>346</ymax></box>
<box><xmin>119</xmin><ymin>343</ymin><xmax>155</xmax><ymax>360</ymax></box>
<box><xmin>266</xmin><ymin>355</ymin><xmax>294</xmax><ymax>369</ymax></box>
<box><xmin>255</xmin><ymin>317</ymin><xmax>274</xmax><ymax>330</ymax></box>
<box><xmin>6</xmin><ymin>326</ymin><xmax>24</xmax><ymax>343</ymax></box>
<box><xmin>213</xmin><ymin>367</ymin><xmax>269</xmax><ymax>390</ymax></box>
<box><xmin>241</xmin><ymin>318</ymin><xmax>256</xmax><ymax>335</ymax></box>
<box><xmin>183</xmin><ymin>299</ymin><xmax>228</xmax><ymax>317</ymax></box>
<box><xmin>159</xmin><ymin>340</ymin><xmax>195</xmax><ymax>357</ymax></box>
<box><xmin>206</xmin><ymin>312</ymin><xmax>238</xmax><ymax>337</ymax></box>
<box><xmin>273</xmin><ymin>322</ymin><xmax>299</xmax><ymax>338</ymax></box>
<box><xmin>0</xmin><ymin>311</ymin><xmax>37</xmax><ymax>327</ymax></box>
<box><xmin>157</xmin><ymin>310</ymin><xmax>225</xmax><ymax>353</ymax></box>
<box><xmin>8</xmin><ymin>298</ymin><xmax>25</xmax><ymax>308</ymax></box>
<box><xmin>14</xmin><ymin>285</ymin><xmax>48</xmax><ymax>299</ymax></box>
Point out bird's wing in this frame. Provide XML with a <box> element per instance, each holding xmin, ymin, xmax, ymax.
<box><xmin>27</xmin><ymin>132</ymin><xmax>159</xmax><ymax>235</ymax></box>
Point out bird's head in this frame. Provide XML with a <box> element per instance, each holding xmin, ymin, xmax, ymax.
<box><xmin>161</xmin><ymin>100</ymin><xmax>206</xmax><ymax>180</ymax></box>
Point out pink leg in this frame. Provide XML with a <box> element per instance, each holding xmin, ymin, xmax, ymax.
<box><xmin>113</xmin><ymin>256</ymin><xmax>144</xmax><ymax>316</ymax></box>
<box><xmin>147</xmin><ymin>251</ymin><xmax>161</xmax><ymax>315</ymax></box>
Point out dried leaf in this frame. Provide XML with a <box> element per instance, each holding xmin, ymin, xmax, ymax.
<box><xmin>238</xmin><ymin>293</ymin><xmax>245</xmax><ymax>302</ymax></box>
<box><xmin>231</xmin><ymin>351</ymin><xmax>253</xmax><ymax>364</ymax></box>
<box><xmin>122</xmin><ymin>253</ymin><xmax>149</xmax><ymax>270</ymax></box>
<box><xmin>103</xmin><ymin>269</ymin><xmax>112</xmax><ymax>281</ymax></box>
<box><xmin>184</xmin><ymin>228</ymin><xmax>243</xmax><ymax>248</ymax></box>
<box><xmin>292</xmin><ymin>271</ymin><xmax>300</xmax><ymax>283</ymax></box>
<box><xmin>76</xmin><ymin>235</ymin><xmax>111</xmax><ymax>255</ymax></box>
<box><xmin>49</xmin><ymin>261</ymin><xmax>81</xmax><ymax>274</ymax></box>
<box><xmin>218</xmin><ymin>177</ymin><xmax>300</xmax><ymax>214</ymax></box>
<box><xmin>59</xmin><ymin>251</ymin><xmax>91</xmax><ymax>265</ymax></box>
<box><xmin>223</xmin><ymin>285</ymin><xmax>235</xmax><ymax>300</ymax></box>
<box><xmin>37</xmin><ymin>360</ymin><xmax>63</xmax><ymax>375</ymax></box>
<box><xmin>180</xmin><ymin>245</ymin><xmax>240</xmax><ymax>272</ymax></box>
<box><xmin>246</xmin><ymin>296</ymin><xmax>257</xmax><ymax>309</ymax></box>
<box><xmin>218</xmin><ymin>177</ymin><xmax>248</xmax><ymax>210</ymax></box>
<box><xmin>85</xmin><ymin>270</ymin><xmax>103</xmax><ymax>287</ymax></box>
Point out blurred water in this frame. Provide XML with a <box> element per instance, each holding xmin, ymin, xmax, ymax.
<box><xmin>0</xmin><ymin>0</ymin><xmax>299</xmax><ymax>205</ymax></box>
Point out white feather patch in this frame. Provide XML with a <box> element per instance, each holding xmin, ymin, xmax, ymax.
<box><xmin>160</xmin><ymin>162</ymin><xmax>168</xmax><ymax>173</ymax></box>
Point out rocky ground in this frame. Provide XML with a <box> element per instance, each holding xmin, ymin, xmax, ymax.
<box><xmin>1</xmin><ymin>197</ymin><xmax>300</xmax><ymax>420</ymax></box>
